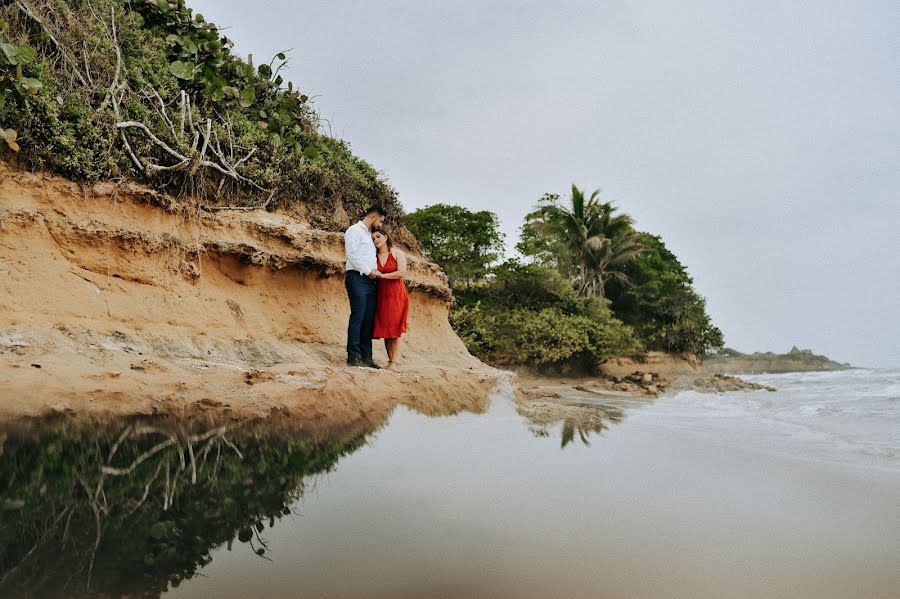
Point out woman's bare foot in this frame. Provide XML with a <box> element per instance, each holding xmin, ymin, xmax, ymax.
<box><xmin>385</xmin><ymin>361</ymin><xmax>399</xmax><ymax>371</ymax></box>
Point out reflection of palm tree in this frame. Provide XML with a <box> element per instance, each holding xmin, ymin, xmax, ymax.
<box><xmin>524</xmin><ymin>185</ymin><xmax>644</xmax><ymax>297</ymax></box>
<box><xmin>560</xmin><ymin>403</ymin><xmax>625</xmax><ymax>448</ymax></box>
<box><xmin>519</xmin><ymin>400</ymin><xmax>625</xmax><ymax>448</ymax></box>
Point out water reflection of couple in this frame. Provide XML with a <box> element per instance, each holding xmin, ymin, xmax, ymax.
<box><xmin>344</xmin><ymin>206</ymin><xmax>409</xmax><ymax>370</ymax></box>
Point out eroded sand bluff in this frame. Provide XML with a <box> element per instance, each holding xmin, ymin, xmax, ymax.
<box><xmin>0</xmin><ymin>163</ymin><xmax>499</xmax><ymax>422</ymax></box>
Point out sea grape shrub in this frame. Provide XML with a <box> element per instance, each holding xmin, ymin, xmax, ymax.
<box><xmin>130</xmin><ymin>0</ymin><xmax>401</xmax><ymax>220</ymax></box>
<box><xmin>0</xmin><ymin>1</ymin><xmax>401</xmax><ymax>227</ymax></box>
<box><xmin>134</xmin><ymin>0</ymin><xmax>314</xmax><ymax>156</ymax></box>
<box><xmin>0</xmin><ymin>21</ymin><xmax>43</xmax><ymax>153</ymax></box>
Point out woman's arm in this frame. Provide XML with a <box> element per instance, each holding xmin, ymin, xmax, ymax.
<box><xmin>379</xmin><ymin>250</ymin><xmax>407</xmax><ymax>279</ymax></box>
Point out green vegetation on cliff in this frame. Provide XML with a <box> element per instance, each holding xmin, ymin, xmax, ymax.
<box><xmin>0</xmin><ymin>0</ymin><xmax>399</xmax><ymax>227</ymax></box>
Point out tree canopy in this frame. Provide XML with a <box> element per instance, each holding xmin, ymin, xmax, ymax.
<box><xmin>518</xmin><ymin>186</ymin><xmax>644</xmax><ymax>297</ymax></box>
<box><xmin>606</xmin><ymin>233</ymin><xmax>723</xmax><ymax>355</ymax></box>
<box><xmin>405</xmin><ymin>203</ymin><xmax>505</xmax><ymax>287</ymax></box>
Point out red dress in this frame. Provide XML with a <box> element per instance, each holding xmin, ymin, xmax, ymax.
<box><xmin>373</xmin><ymin>252</ymin><xmax>409</xmax><ymax>339</ymax></box>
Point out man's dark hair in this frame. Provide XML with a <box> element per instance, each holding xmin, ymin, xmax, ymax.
<box><xmin>365</xmin><ymin>205</ymin><xmax>386</xmax><ymax>218</ymax></box>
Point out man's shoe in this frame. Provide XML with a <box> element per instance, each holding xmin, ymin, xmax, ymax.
<box><xmin>347</xmin><ymin>357</ymin><xmax>366</xmax><ymax>367</ymax></box>
<box><xmin>362</xmin><ymin>358</ymin><xmax>381</xmax><ymax>370</ymax></box>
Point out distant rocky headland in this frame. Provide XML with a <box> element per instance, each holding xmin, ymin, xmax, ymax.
<box><xmin>702</xmin><ymin>346</ymin><xmax>852</xmax><ymax>375</ymax></box>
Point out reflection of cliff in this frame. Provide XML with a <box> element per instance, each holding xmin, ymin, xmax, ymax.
<box><xmin>0</xmin><ymin>414</ymin><xmax>378</xmax><ymax>598</ymax></box>
<box><xmin>0</xmin><ymin>164</ymin><xmax>497</xmax><ymax>419</ymax></box>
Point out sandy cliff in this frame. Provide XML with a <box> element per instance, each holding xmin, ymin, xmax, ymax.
<box><xmin>0</xmin><ymin>163</ymin><xmax>498</xmax><ymax>421</ymax></box>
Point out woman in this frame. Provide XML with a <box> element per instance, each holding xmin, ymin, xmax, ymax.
<box><xmin>371</xmin><ymin>228</ymin><xmax>409</xmax><ymax>370</ymax></box>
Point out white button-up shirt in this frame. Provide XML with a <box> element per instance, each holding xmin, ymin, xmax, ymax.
<box><xmin>344</xmin><ymin>221</ymin><xmax>377</xmax><ymax>275</ymax></box>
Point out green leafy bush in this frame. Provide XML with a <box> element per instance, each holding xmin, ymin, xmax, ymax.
<box><xmin>453</xmin><ymin>261</ymin><xmax>642</xmax><ymax>371</ymax></box>
<box><xmin>0</xmin><ymin>19</ymin><xmax>42</xmax><ymax>152</ymax></box>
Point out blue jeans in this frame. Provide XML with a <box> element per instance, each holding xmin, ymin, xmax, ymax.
<box><xmin>345</xmin><ymin>271</ymin><xmax>377</xmax><ymax>361</ymax></box>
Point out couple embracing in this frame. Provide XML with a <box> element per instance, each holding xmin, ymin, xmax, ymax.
<box><xmin>344</xmin><ymin>206</ymin><xmax>409</xmax><ymax>370</ymax></box>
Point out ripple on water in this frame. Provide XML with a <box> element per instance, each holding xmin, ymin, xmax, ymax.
<box><xmin>647</xmin><ymin>369</ymin><xmax>900</xmax><ymax>473</ymax></box>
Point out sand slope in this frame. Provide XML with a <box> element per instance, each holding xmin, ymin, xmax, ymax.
<box><xmin>0</xmin><ymin>164</ymin><xmax>498</xmax><ymax>421</ymax></box>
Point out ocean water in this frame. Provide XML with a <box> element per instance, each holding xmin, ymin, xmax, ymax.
<box><xmin>635</xmin><ymin>368</ymin><xmax>900</xmax><ymax>475</ymax></box>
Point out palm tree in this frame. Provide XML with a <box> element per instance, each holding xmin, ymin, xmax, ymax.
<box><xmin>522</xmin><ymin>185</ymin><xmax>644</xmax><ymax>297</ymax></box>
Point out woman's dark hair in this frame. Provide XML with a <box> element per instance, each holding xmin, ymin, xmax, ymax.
<box><xmin>372</xmin><ymin>227</ymin><xmax>393</xmax><ymax>247</ymax></box>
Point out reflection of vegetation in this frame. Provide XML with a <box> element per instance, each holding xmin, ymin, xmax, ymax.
<box><xmin>0</xmin><ymin>415</ymin><xmax>376</xmax><ymax>598</ymax></box>
<box><xmin>517</xmin><ymin>400</ymin><xmax>625</xmax><ymax>448</ymax></box>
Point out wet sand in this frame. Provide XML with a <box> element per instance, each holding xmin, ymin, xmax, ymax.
<box><xmin>167</xmin><ymin>390</ymin><xmax>899</xmax><ymax>599</ymax></box>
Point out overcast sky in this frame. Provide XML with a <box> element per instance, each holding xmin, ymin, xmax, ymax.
<box><xmin>192</xmin><ymin>0</ymin><xmax>899</xmax><ymax>368</ymax></box>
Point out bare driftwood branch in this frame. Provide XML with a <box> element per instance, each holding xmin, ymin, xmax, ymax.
<box><xmin>221</xmin><ymin>435</ymin><xmax>244</xmax><ymax>459</ymax></box>
<box><xmin>146</xmin><ymin>85</ymin><xmax>178</xmax><ymax>140</ymax></box>
<box><xmin>77</xmin><ymin>476</ymin><xmax>103</xmax><ymax>590</ymax></box>
<box><xmin>197</xmin><ymin>119</ymin><xmax>212</xmax><ymax>165</ymax></box>
<box><xmin>118</xmin><ymin>120</ymin><xmax>245</xmax><ymax>180</ymax></box>
<box><xmin>111</xmin><ymin>92</ymin><xmax>145</xmax><ymax>172</ymax></box>
<box><xmin>126</xmin><ymin>460</ymin><xmax>163</xmax><ymax>516</ymax></box>
<box><xmin>117</xmin><ymin>121</ymin><xmax>187</xmax><ymax>163</ymax></box>
<box><xmin>97</xmin><ymin>5</ymin><xmax>121</xmax><ymax>112</ymax></box>
<box><xmin>162</xmin><ymin>459</ymin><xmax>171</xmax><ymax>511</ymax></box>
<box><xmin>187</xmin><ymin>437</ymin><xmax>197</xmax><ymax>484</ymax></box>
<box><xmin>107</xmin><ymin>424</ymin><xmax>133</xmax><ymax>463</ymax></box>
<box><xmin>179</xmin><ymin>91</ymin><xmax>188</xmax><ymax>139</ymax></box>
<box><xmin>101</xmin><ymin>436</ymin><xmax>176</xmax><ymax>476</ymax></box>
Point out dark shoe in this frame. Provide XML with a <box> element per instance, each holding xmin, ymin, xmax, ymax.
<box><xmin>347</xmin><ymin>357</ymin><xmax>366</xmax><ymax>367</ymax></box>
<box><xmin>362</xmin><ymin>358</ymin><xmax>381</xmax><ymax>370</ymax></box>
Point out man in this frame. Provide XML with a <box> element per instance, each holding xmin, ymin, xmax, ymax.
<box><xmin>344</xmin><ymin>205</ymin><xmax>386</xmax><ymax>368</ymax></box>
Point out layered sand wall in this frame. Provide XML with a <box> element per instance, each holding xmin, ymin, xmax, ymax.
<box><xmin>0</xmin><ymin>164</ymin><xmax>497</xmax><ymax>420</ymax></box>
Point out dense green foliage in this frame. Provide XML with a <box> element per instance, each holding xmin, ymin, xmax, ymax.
<box><xmin>0</xmin><ymin>416</ymin><xmax>373</xmax><ymax>597</ymax></box>
<box><xmin>405</xmin><ymin>203</ymin><xmax>505</xmax><ymax>287</ymax></box>
<box><xmin>452</xmin><ymin>261</ymin><xmax>641</xmax><ymax>370</ymax></box>
<box><xmin>0</xmin><ymin>0</ymin><xmax>400</xmax><ymax>227</ymax></box>
<box><xmin>519</xmin><ymin>186</ymin><xmax>644</xmax><ymax>297</ymax></box>
<box><xmin>413</xmin><ymin>194</ymin><xmax>722</xmax><ymax>371</ymax></box>
<box><xmin>607</xmin><ymin>233</ymin><xmax>724</xmax><ymax>355</ymax></box>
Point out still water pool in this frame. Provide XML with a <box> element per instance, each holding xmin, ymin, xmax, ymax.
<box><xmin>2</xmin><ymin>371</ymin><xmax>898</xmax><ymax>598</ymax></box>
